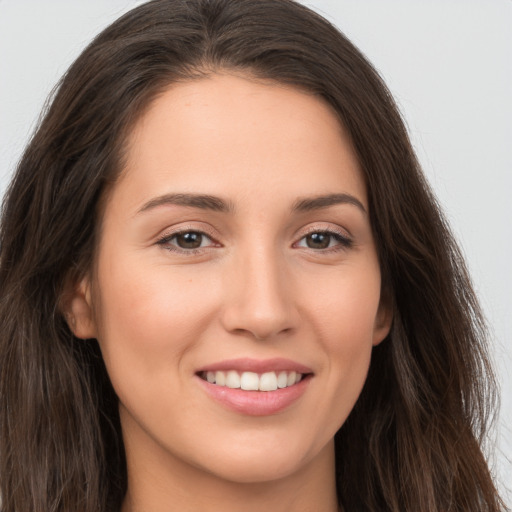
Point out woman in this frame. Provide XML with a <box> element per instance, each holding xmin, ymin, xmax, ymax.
<box><xmin>0</xmin><ymin>0</ymin><xmax>507</xmax><ymax>510</ymax></box>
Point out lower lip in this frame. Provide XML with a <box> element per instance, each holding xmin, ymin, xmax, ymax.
<box><xmin>196</xmin><ymin>375</ymin><xmax>311</xmax><ymax>416</ymax></box>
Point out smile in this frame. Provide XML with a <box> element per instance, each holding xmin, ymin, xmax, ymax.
<box><xmin>199</xmin><ymin>370</ymin><xmax>303</xmax><ymax>391</ymax></box>
<box><xmin>196</xmin><ymin>358</ymin><xmax>313</xmax><ymax>414</ymax></box>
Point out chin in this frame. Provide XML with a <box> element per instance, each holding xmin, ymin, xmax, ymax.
<box><xmin>189</xmin><ymin>431</ymin><xmax>333</xmax><ymax>485</ymax></box>
<box><xmin>201</xmin><ymin>451</ymin><xmax>310</xmax><ymax>484</ymax></box>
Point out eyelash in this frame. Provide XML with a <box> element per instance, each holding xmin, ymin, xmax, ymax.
<box><xmin>294</xmin><ymin>227</ymin><xmax>353</xmax><ymax>252</ymax></box>
<box><xmin>156</xmin><ymin>227</ymin><xmax>219</xmax><ymax>255</ymax></box>
<box><xmin>156</xmin><ymin>227</ymin><xmax>353</xmax><ymax>255</ymax></box>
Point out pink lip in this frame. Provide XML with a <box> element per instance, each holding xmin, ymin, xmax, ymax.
<box><xmin>196</xmin><ymin>374</ymin><xmax>311</xmax><ymax>416</ymax></box>
<box><xmin>196</xmin><ymin>357</ymin><xmax>313</xmax><ymax>374</ymax></box>
<box><xmin>195</xmin><ymin>358</ymin><xmax>313</xmax><ymax>416</ymax></box>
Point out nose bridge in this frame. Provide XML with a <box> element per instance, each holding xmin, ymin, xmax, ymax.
<box><xmin>221</xmin><ymin>241</ymin><xmax>296</xmax><ymax>340</ymax></box>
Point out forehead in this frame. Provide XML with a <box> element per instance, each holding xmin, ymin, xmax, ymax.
<box><xmin>112</xmin><ymin>72</ymin><xmax>366</xmax><ymax>214</ymax></box>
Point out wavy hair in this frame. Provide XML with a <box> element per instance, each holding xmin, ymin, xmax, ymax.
<box><xmin>0</xmin><ymin>0</ymin><xmax>506</xmax><ymax>510</ymax></box>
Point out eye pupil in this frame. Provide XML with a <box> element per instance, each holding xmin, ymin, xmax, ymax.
<box><xmin>306</xmin><ymin>232</ymin><xmax>330</xmax><ymax>249</ymax></box>
<box><xmin>176</xmin><ymin>232</ymin><xmax>203</xmax><ymax>249</ymax></box>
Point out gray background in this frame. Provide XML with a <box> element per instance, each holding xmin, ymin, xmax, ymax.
<box><xmin>0</xmin><ymin>0</ymin><xmax>510</xmax><ymax>502</ymax></box>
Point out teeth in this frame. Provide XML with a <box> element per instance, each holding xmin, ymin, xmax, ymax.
<box><xmin>204</xmin><ymin>370</ymin><xmax>305</xmax><ymax>391</ymax></box>
<box><xmin>240</xmin><ymin>371</ymin><xmax>259</xmax><ymax>390</ymax></box>
<box><xmin>225</xmin><ymin>370</ymin><xmax>240</xmax><ymax>389</ymax></box>
<box><xmin>216</xmin><ymin>371</ymin><xmax>226</xmax><ymax>386</ymax></box>
<box><xmin>277</xmin><ymin>371</ymin><xmax>288</xmax><ymax>388</ymax></box>
<box><xmin>259</xmin><ymin>372</ymin><xmax>278</xmax><ymax>391</ymax></box>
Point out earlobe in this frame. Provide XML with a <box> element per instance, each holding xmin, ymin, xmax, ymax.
<box><xmin>372</xmin><ymin>296</ymin><xmax>393</xmax><ymax>347</ymax></box>
<box><xmin>62</xmin><ymin>276</ymin><xmax>97</xmax><ymax>340</ymax></box>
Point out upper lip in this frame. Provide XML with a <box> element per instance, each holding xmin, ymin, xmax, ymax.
<box><xmin>196</xmin><ymin>357</ymin><xmax>313</xmax><ymax>374</ymax></box>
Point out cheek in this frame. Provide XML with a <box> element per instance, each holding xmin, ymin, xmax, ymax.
<box><xmin>92</xmin><ymin>254</ymin><xmax>220</xmax><ymax>385</ymax></box>
<box><xmin>306</xmin><ymin>257</ymin><xmax>382</xmax><ymax>344</ymax></box>
<box><xmin>303</xmin><ymin>258</ymin><xmax>382</xmax><ymax>398</ymax></box>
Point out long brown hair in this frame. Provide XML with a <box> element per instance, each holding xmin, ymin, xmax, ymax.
<box><xmin>0</xmin><ymin>0</ymin><xmax>506</xmax><ymax>510</ymax></box>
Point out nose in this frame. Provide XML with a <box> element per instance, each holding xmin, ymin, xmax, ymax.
<box><xmin>220</xmin><ymin>246</ymin><xmax>298</xmax><ymax>341</ymax></box>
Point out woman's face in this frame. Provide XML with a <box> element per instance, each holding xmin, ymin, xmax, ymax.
<box><xmin>70</xmin><ymin>73</ymin><xmax>391</xmax><ymax>485</ymax></box>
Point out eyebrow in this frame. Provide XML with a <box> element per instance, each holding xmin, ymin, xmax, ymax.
<box><xmin>137</xmin><ymin>193</ymin><xmax>234</xmax><ymax>214</ymax></box>
<box><xmin>137</xmin><ymin>192</ymin><xmax>366</xmax><ymax>216</ymax></box>
<box><xmin>292</xmin><ymin>193</ymin><xmax>367</xmax><ymax>214</ymax></box>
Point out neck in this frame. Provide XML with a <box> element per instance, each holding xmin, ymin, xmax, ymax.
<box><xmin>120</xmin><ymin>432</ymin><xmax>339</xmax><ymax>512</ymax></box>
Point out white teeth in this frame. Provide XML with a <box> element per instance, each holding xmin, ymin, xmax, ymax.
<box><xmin>277</xmin><ymin>371</ymin><xmax>288</xmax><ymax>388</ymax></box>
<box><xmin>203</xmin><ymin>370</ymin><xmax>305</xmax><ymax>391</ymax></box>
<box><xmin>259</xmin><ymin>372</ymin><xmax>278</xmax><ymax>391</ymax></box>
<box><xmin>240</xmin><ymin>372</ymin><xmax>259</xmax><ymax>390</ymax></box>
<box><xmin>225</xmin><ymin>370</ymin><xmax>240</xmax><ymax>388</ymax></box>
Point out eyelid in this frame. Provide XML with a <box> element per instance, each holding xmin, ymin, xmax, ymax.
<box><xmin>299</xmin><ymin>223</ymin><xmax>352</xmax><ymax>238</ymax></box>
<box><xmin>155</xmin><ymin>224</ymin><xmax>221</xmax><ymax>253</ymax></box>
<box><xmin>293</xmin><ymin>224</ymin><xmax>353</xmax><ymax>251</ymax></box>
<box><xmin>154</xmin><ymin>222</ymin><xmax>353</xmax><ymax>255</ymax></box>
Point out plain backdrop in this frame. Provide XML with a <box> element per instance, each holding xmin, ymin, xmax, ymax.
<box><xmin>0</xmin><ymin>0</ymin><xmax>510</xmax><ymax>503</ymax></box>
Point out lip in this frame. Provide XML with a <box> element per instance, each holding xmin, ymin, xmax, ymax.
<box><xmin>196</xmin><ymin>357</ymin><xmax>313</xmax><ymax>374</ymax></box>
<box><xmin>196</xmin><ymin>373</ymin><xmax>312</xmax><ymax>416</ymax></box>
<box><xmin>195</xmin><ymin>358</ymin><xmax>313</xmax><ymax>416</ymax></box>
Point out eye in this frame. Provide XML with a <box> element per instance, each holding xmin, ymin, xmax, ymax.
<box><xmin>295</xmin><ymin>230</ymin><xmax>352</xmax><ymax>250</ymax></box>
<box><xmin>157</xmin><ymin>230</ymin><xmax>217</xmax><ymax>251</ymax></box>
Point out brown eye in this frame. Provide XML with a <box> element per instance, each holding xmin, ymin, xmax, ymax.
<box><xmin>175</xmin><ymin>232</ymin><xmax>204</xmax><ymax>249</ymax></box>
<box><xmin>305</xmin><ymin>232</ymin><xmax>331</xmax><ymax>249</ymax></box>
<box><xmin>296</xmin><ymin>230</ymin><xmax>352</xmax><ymax>251</ymax></box>
<box><xmin>157</xmin><ymin>230</ymin><xmax>216</xmax><ymax>252</ymax></box>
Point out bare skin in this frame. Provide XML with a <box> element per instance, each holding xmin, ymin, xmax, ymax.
<box><xmin>68</xmin><ymin>73</ymin><xmax>391</xmax><ymax>512</ymax></box>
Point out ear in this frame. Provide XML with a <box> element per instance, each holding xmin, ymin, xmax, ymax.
<box><xmin>372</xmin><ymin>291</ymin><xmax>393</xmax><ymax>346</ymax></box>
<box><xmin>62</xmin><ymin>276</ymin><xmax>97</xmax><ymax>339</ymax></box>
